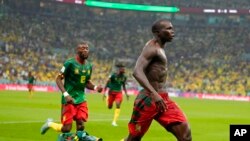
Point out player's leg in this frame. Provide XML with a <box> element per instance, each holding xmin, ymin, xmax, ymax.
<box><xmin>156</xmin><ymin>94</ymin><xmax>192</xmax><ymax>141</ymax></box>
<box><xmin>166</xmin><ymin>122</ymin><xmax>191</xmax><ymax>141</ymax></box>
<box><xmin>75</xmin><ymin>102</ymin><xmax>103</xmax><ymax>141</ymax></box>
<box><xmin>108</xmin><ymin>93</ymin><xmax>114</xmax><ymax>109</ymax></box>
<box><xmin>122</xmin><ymin>92</ymin><xmax>157</xmax><ymax>141</ymax></box>
<box><xmin>40</xmin><ymin>104</ymin><xmax>74</xmax><ymax>134</ymax></box>
<box><xmin>112</xmin><ymin>92</ymin><xmax>123</xmax><ymax>126</ymax></box>
<box><xmin>75</xmin><ymin>102</ymin><xmax>88</xmax><ymax>131</ymax></box>
<box><xmin>27</xmin><ymin>84</ymin><xmax>32</xmax><ymax>97</ymax></box>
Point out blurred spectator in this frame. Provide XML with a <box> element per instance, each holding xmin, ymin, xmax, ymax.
<box><xmin>0</xmin><ymin>0</ymin><xmax>249</xmax><ymax>95</ymax></box>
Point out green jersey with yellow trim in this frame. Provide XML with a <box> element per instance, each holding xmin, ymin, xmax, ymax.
<box><xmin>28</xmin><ymin>76</ymin><xmax>35</xmax><ymax>84</ymax></box>
<box><xmin>108</xmin><ymin>73</ymin><xmax>127</xmax><ymax>92</ymax></box>
<box><xmin>60</xmin><ymin>58</ymin><xmax>92</xmax><ymax>104</ymax></box>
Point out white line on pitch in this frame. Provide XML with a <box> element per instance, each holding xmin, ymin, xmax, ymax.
<box><xmin>0</xmin><ymin>118</ymin><xmax>129</xmax><ymax>124</ymax></box>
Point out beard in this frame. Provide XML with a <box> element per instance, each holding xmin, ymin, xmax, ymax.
<box><xmin>79</xmin><ymin>53</ymin><xmax>88</xmax><ymax>60</ymax></box>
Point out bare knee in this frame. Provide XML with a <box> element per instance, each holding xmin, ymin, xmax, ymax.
<box><xmin>179</xmin><ymin>128</ymin><xmax>192</xmax><ymax>141</ymax></box>
<box><xmin>61</xmin><ymin>124</ymin><xmax>72</xmax><ymax>133</ymax></box>
<box><xmin>76</xmin><ymin>120</ymin><xmax>85</xmax><ymax>131</ymax></box>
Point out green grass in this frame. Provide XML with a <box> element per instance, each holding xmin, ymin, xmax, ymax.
<box><xmin>0</xmin><ymin>90</ymin><xmax>249</xmax><ymax>141</ymax></box>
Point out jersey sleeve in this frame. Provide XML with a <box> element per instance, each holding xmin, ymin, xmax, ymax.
<box><xmin>60</xmin><ymin>60</ymin><xmax>71</xmax><ymax>74</ymax></box>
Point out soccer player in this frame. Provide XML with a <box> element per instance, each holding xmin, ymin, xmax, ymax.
<box><xmin>40</xmin><ymin>41</ymin><xmax>103</xmax><ymax>141</ymax></box>
<box><xmin>122</xmin><ymin>19</ymin><xmax>192</xmax><ymax>141</ymax></box>
<box><xmin>103</xmin><ymin>64</ymin><xmax>129</xmax><ymax>126</ymax></box>
<box><xmin>27</xmin><ymin>71</ymin><xmax>35</xmax><ymax>97</ymax></box>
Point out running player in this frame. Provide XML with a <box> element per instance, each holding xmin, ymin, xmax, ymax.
<box><xmin>40</xmin><ymin>41</ymin><xmax>103</xmax><ymax>141</ymax></box>
<box><xmin>122</xmin><ymin>19</ymin><xmax>192</xmax><ymax>141</ymax></box>
<box><xmin>103</xmin><ymin>64</ymin><xmax>129</xmax><ymax>126</ymax></box>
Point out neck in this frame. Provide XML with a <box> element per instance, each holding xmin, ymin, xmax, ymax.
<box><xmin>155</xmin><ymin>38</ymin><xmax>166</xmax><ymax>48</ymax></box>
<box><xmin>76</xmin><ymin>55</ymin><xmax>85</xmax><ymax>64</ymax></box>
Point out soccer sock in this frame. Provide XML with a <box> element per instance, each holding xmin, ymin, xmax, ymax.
<box><xmin>49</xmin><ymin>122</ymin><xmax>63</xmax><ymax>132</ymax></box>
<box><xmin>28</xmin><ymin>91</ymin><xmax>33</xmax><ymax>98</ymax></box>
<box><xmin>113</xmin><ymin>108</ymin><xmax>120</xmax><ymax>123</ymax></box>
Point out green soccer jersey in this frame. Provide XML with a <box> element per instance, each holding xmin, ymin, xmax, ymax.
<box><xmin>108</xmin><ymin>73</ymin><xmax>127</xmax><ymax>92</ymax></box>
<box><xmin>60</xmin><ymin>58</ymin><xmax>93</xmax><ymax>104</ymax></box>
<box><xmin>28</xmin><ymin>76</ymin><xmax>35</xmax><ymax>84</ymax></box>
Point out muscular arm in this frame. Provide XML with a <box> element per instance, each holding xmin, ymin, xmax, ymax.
<box><xmin>122</xmin><ymin>82</ymin><xmax>127</xmax><ymax>95</ymax></box>
<box><xmin>55</xmin><ymin>73</ymin><xmax>66</xmax><ymax>93</ymax></box>
<box><xmin>133</xmin><ymin>42</ymin><xmax>167</xmax><ymax>112</ymax></box>
<box><xmin>122</xmin><ymin>80</ymin><xmax>129</xmax><ymax>100</ymax></box>
<box><xmin>86</xmin><ymin>80</ymin><xmax>103</xmax><ymax>93</ymax></box>
<box><xmin>86</xmin><ymin>80</ymin><xmax>95</xmax><ymax>90</ymax></box>
<box><xmin>56</xmin><ymin>72</ymin><xmax>74</xmax><ymax>103</ymax></box>
<box><xmin>133</xmin><ymin>44</ymin><xmax>158</xmax><ymax>96</ymax></box>
<box><xmin>104</xmin><ymin>79</ymin><xmax>111</xmax><ymax>92</ymax></box>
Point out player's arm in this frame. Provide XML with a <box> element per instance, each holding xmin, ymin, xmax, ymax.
<box><xmin>133</xmin><ymin>44</ymin><xmax>166</xmax><ymax>112</ymax></box>
<box><xmin>33</xmin><ymin>76</ymin><xmax>36</xmax><ymax>84</ymax></box>
<box><xmin>133</xmin><ymin>44</ymin><xmax>158</xmax><ymax>96</ymax></box>
<box><xmin>123</xmin><ymin>79</ymin><xmax>129</xmax><ymax>100</ymax></box>
<box><xmin>103</xmin><ymin>78</ymin><xmax>111</xmax><ymax>93</ymax></box>
<box><xmin>86</xmin><ymin>80</ymin><xmax>103</xmax><ymax>93</ymax></box>
<box><xmin>55</xmin><ymin>73</ymin><xmax>66</xmax><ymax>93</ymax></box>
<box><xmin>102</xmin><ymin>78</ymin><xmax>110</xmax><ymax>100</ymax></box>
<box><xmin>56</xmin><ymin>72</ymin><xmax>74</xmax><ymax>103</ymax></box>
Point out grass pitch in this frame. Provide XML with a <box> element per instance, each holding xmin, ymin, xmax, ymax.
<box><xmin>0</xmin><ymin>90</ymin><xmax>249</xmax><ymax>141</ymax></box>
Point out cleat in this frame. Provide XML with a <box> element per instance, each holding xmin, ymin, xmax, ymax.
<box><xmin>112</xmin><ymin>121</ymin><xmax>118</xmax><ymax>127</ymax></box>
<box><xmin>76</xmin><ymin>131</ymin><xmax>102</xmax><ymax>141</ymax></box>
<box><xmin>40</xmin><ymin>118</ymin><xmax>53</xmax><ymax>135</ymax></box>
<box><xmin>97</xmin><ymin>138</ymin><xmax>103</xmax><ymax>141</ymax></box>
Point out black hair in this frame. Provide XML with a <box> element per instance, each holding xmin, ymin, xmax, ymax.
<box><xmin>151</xmin><ymin>19</ymin><xmax>170</xmax><ymax>33</ymax></box>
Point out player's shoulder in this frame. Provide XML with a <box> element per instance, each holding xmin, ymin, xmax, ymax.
<box><xmin>110</xmin><ymin>72</ymin><xmax>116</xmax><ymax>76</ymax></box>
<box><xmin>65</xmin><ymin>57</ymin><xmax>75</xmax><ymax>63</ymax></box>
<box><xmin>144</xmin><ymin>39</ymin><xmax>159</xmax><ymax>50</ymax></box>
<box><xmin>141</xmin><ymin>39</ymin><xmax>159</xmax><ymax>57</ymax></box>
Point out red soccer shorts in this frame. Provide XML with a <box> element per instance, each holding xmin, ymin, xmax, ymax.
<box><xmin>108</xmin><ymin>91</ymin><xmax>123</xmax><ymax>107</ymax></box>
<box><xmin>128</xmin><ymin>92</ymin><xmax>187</xmax><ymax>137</ymax></box>
<box><xmin>61</xmin><ymin>102</ymin><xmax>88</xmax><ymax>125</ymax></box>
<box><xmin>27</xmin><ymin>84</ymin><xmax>33</xmax><ymax>90</ymax></box>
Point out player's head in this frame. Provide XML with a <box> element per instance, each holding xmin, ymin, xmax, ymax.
<box><xmin>151</xmin><ymin>19</ymin><xmax>174</xmax><ymax>42</ymax></box>
<box><xmin>116</xmin><ymin>64</ymin><xmax>125</xmax><ymax>74</ymax></box>
<box><xmin>118</xmin><ymin>67</ymin><xmax>125</xmax><ymax>74</ymax></box>
<box><xmin>76</xmin><ymin>41</ymin><xmax>89</xmax><ymax>60</ymax></box>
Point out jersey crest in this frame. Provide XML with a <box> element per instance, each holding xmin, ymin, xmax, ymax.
<box><xmin>74</xmin><ymin>69</ymin><xmax>79</xmax><ymax>74</ymax></box>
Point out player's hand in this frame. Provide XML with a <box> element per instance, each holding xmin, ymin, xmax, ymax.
<box><xmin>153</xmin><ymin>94</ymin><xmax>167</xmax><ymax>112</ymax></box>
<box><xmin>65</xmin><ymin>95</ymin><xmax>74</xmax><ymax>104</ymax></box>
<box><xmin>96</xmin><ymin>85</ymin><xmax>103</xmax><ymax>93</ymax></box>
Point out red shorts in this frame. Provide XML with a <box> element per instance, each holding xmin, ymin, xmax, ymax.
<box><xmin>61</xmin><ymin>102</ymin><xmax>88</xmax><ymax>125</ymax></box>
<box><xmin>128</xmin><ymin>92</ymin><xmax>187</xmax><ymax>137</ymax></box>
<box><xmin>108</xmin><ymin>91</ymin><xmax>123</xmax><ymax>107</ymax></box>
<box><xmin>27</xmin><ymin>84</ymin><xmax>33</xmax><ymax>90</ymax></box>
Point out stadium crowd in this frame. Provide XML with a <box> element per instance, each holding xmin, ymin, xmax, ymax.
<box><xmin>0</xmin><ymin>0</ymin><xmax>249</xmax><ymax>96</ymax></box>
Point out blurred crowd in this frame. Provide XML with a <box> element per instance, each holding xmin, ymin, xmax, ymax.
<box><xmin>0</xmin><ymin>0</ymin><xmax>249</xmax><ymax>95</ymax></box>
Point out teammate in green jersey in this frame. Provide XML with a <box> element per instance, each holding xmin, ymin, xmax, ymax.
<box><xmin>41</xmin><ymin>41</ymin><xmax>103</xmax><ymax>141</ymax></box>
<box><xmin>103</xmin><ymin>64</ymin><xmax>129</xmax><ymax>126</ymax></box>
<box><xmin>27</xmin><ymin>71</ymin><xmax>36</xmax><ymax>97</ymax></box>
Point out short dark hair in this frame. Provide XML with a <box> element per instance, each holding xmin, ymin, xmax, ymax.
<box><xmin>151</xmin><ymin>19</ymin><xmax>170</xmax><ymax>33</ymax></box>
<box><xmin>78</xmin><ymin>41</ymin><xmax>89</xmax><ymax>46</ymax></box>
<box><xmin>75</xmin><ymin>41</ymin><xmax>89</xmax><ymax>53</ymax></box>
<box><xmin>115</xmin><ymin>63</ymin><xmax>125</xmax><ymax>68</ymax></box>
